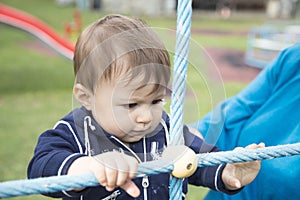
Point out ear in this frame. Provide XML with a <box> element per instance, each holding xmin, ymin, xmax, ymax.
<box><xmin>73</xmin><ymin>83</ymin><xmax>93</xmax><ymax>110</ymax></box>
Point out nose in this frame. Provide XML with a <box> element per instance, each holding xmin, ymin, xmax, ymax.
<box><xmin>136</xmin><ymin>105</ymin><xmax>152</xmax><ymax>126</ymax></box>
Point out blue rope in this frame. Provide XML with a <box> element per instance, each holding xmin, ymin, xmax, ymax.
<box><xmin>170</xmin><ymin>0</ymin><xmax>192</xmax><ymax>146</ymax></box>
<box><xmin>1</xmin><ymin>143</ymin><xmax>300</xmax><ymax>198</ymax></box>
<box><xmin>169</xmin><ymin>0</ymin><xmax>192</xmax><ymax>198</ymax></box>
<box><xmin>197</xmin><ymin>143</ymin><xmax>300</xmax><ymax>167</ymax></box>
<box><xmin>0</xmin><ymin>159</ymin><xmax>173</xmax><ymax>198</ymax></box>
<box><xmin>1</xmin><ymin>0</ymin><xmax>300</xmax><ymax>199</ymax></box>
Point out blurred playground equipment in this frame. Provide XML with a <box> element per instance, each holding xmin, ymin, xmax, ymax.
<box><xmin>245</xmin><ymin>23</ymin><xmax>300</xmax><ymax>68</ymax></box>
<box><xmin>266</xmin><ymin>0</ymin><xmax>300</xmax><ymax>19</ymax></box>
<box><xmin>63</xmin><ymin>9</ymin><xmax>82</xmax><ymax>41</ymax></box>
<box><xmin>0</xmin><ymin>3</ymin><xmax>75</xmax><ymax>60</ymax></box>
<box><xmin>193</xmin><ymin>0</ymin><xmax>300</xmax><ymax>19</ymax></box>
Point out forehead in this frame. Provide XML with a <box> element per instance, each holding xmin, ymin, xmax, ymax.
<box><xmin>112</xmin><ymin>80</ymin><xmax>166</xmax><ymax>100</ymax></box>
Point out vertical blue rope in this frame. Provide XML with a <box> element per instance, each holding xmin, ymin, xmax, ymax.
<box><xmin>169</xmin><ymin>0</ymin><xmax>192</xmax><ymax>199</ymax></box>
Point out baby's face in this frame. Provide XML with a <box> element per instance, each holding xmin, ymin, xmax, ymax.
<box><xmin>90</xmin><ymin>78</ymin><xmax>166</xmax><ymax>143</ymax></box>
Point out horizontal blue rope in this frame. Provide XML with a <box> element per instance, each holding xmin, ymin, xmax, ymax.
<box><xmin>197</xmin><ymin>143</ymin><xmax>300</xmax><ymax>167</ymax></box>
<box><xmin>0</xmin><ymin>159</ymin><xmax>173</xmax><ymax>198</ymax></box>
<box><xmin>1</xmin><ymin>143</ymin><xmax>300</xmax><ymax>198</ymax></box>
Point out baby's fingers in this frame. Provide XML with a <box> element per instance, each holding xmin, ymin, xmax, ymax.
<box><xmin>104</xmin><ymin>160</ymin><xmax>118</xmax><ymax>191</ymax></box>
<box><xmin>93</xmin><ymin>152</ymin><xmax>139</xmax><ymax>194</ymax></box>
<box><xmin>245</xmin><ymin>142</ymin><xmax>265</xmax><ymax>149</ymax></box>
<box><xmin>89</xmin><ymin>157</ymin><xmax>108</xmax><ymax>187</ymax></box>
<box><xmin>115</xmin><ymin>155</ymin><xmax>132</xmax><ymax>186</ymax></box>
<box><xmin>93</xmin><ymin>153</ymin><xmax>118</xmax><ymax>190</ymax></box>
<box><xmin>105</xmin><ymin>153</ymin><xmax>139</xmax><ymax>197</ymax></box>
<box><xmin>225</xmin><ymin>176</ymin><xmax>242</xmax><ymax>189</ymax></box>
<box><xmin>125</xmin><ymin>154</ymin><xmax>138</xmax><ymax>179</ymax></box>
<box><xmin>120</xmin><ymin>179</ymin><xmax>140</xmax><ymax>198</ymax></box>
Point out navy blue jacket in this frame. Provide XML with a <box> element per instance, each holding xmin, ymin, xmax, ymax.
<box><xmin>28</xmin><ymin>107</ymin><xmax>238</xmax><ymax>199</ymax></box>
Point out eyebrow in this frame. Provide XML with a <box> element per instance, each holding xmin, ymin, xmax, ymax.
<box><xmin>114</xmin><ymin>85</ymin><xmax>167</xmax><ymax>103</ymax></box>
<box><xmin>129</xmin><ymin>92</ymin><xmax>166</xmax><ymax>102</ymax></box>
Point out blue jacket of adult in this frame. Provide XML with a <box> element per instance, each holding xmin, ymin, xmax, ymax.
<box><xmin>28</xmin><ymin>107</ymin><xmax>239</xmax><ymax>200</ymax></box>
<box><xmin>191</xmin><ymin>43</ymin><xmax>300</xmax><ymax>199</ymax></box>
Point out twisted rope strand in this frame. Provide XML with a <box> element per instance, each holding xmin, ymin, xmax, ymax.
<box><xmin>169</xmin><ymin>0</ymin><xmax>192</xmax><ymax>198</ymax></box>
<box><xmin>197</xmin><ymin>143</ymin><xmax>300</xmax><ymax>167</ymax></box>
<box><xmin>170</xmin><ymin>0</ymin><xmax>192</xmax><ymax>146</ymax></box>
<box><xmin>0</xmin><ymin>173</ymin><xmax>98</xmax><ymax>198</ymax></box>
<box><xmin>0</xmin><ymin>159</ymin><xmax>173</xmax><ymax>198</ymax></box>
<box><xmin>1</xmin><ymin>143</ymin><xmax>300</xmax><ymax>198</ymax></box>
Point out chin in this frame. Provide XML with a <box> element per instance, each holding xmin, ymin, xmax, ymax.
<box><xmin>125</xmin><ymin>136</ymin><xmax>144</xmax><ymax>143</ymax></box>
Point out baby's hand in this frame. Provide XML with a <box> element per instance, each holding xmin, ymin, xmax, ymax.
<box><xmin>222</xmin><ymin>143</ymin><xmax>265</xmax><ymax>190</ymax></box>
<box><xmin>68</xmin><ymin>151</ymin><xmax>140</xmax><ymax>197</ymax></box>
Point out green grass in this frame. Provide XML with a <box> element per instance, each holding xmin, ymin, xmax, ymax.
<box><xmin>0</xmin><ymin>91</ymin><xmax>73</xmax><ymax>200</ymax></box>
<box><xmin>0</xmin><ymin>0</ymin><xmax>264</xmax><ymax>199</ymax></box>
<box><xmin>0</xmin><ymin>91</ymin><xmax>72</xmax><ymax>179</ymax></box>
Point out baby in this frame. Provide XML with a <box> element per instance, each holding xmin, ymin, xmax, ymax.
<box><xmin>28</xmin><ymin>14</ymin><xmax>263</xmax><ymax>200</ymax></box>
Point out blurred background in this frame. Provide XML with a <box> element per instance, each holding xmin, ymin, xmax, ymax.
<box><xmin>0</xmin><ymin>0</ymin><xmax>299</xmax><ymax>199</ymax></box>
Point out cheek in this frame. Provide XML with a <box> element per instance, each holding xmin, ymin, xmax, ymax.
<box><xmin>91</xmin><ymin>100</ymin><xmax>116</xmax><ymax>131</ymax></box>
<box><xmin>113</xmin><ymin>107</ymin><xmax>131</xmax><ymax>122</ymax></box>
<box><xmin>108</xmin><ymin>107</ymin><xmax>134</xmax><ymax>132</ymax></box>
<box><xmin>152</xmin><ymin>106</ymin><xmax>163</xmax><ymax>123</ymax></box>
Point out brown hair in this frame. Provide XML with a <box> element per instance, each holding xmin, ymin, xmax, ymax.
<box><xmin>73</xmin><ymin>14</ymin><xmax>170</xmax><ymax>93</ymax></box>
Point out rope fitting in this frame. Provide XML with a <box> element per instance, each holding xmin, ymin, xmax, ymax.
<box><xmin>162</xmin><ymin>145</ymin><xmax>197</xmax><ymax>178</ymax></box>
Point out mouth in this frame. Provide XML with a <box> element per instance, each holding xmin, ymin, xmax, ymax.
<box><xmin>131</xmin><ymin>129</ymin><xmax>150</xmax><ymax>135</ymax></box>
<box><xmin>131</xmin><ymin>130</ymin><xmax>146</xmax><ymax>135</ymax></box>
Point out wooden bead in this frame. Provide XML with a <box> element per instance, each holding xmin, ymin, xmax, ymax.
<box><xmin>162</xmin><ymin>145</ymin><xmax>197</xmax><ymax>178</ymax></box>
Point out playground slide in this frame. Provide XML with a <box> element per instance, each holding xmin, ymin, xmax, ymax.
<box><xmin>0</xmin><ymin>3</ymin><xmax>74</xmax><ymax>60</ymax></box>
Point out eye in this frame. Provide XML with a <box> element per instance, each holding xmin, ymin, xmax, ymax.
<box><xmin>127</xmin><ymin>103</ymin><xmax>138</xmax><ymax>109</ymax></box>
<box><xmin>152</xmin><ymin>99</ymin><xmax>163</xmax><ymax>105</ymax></box>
